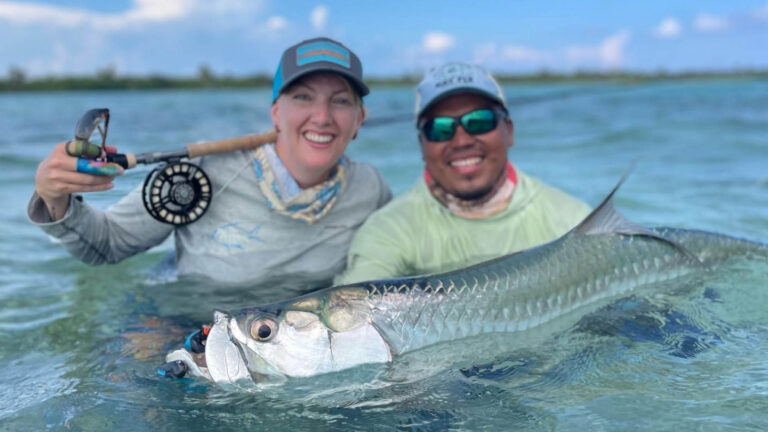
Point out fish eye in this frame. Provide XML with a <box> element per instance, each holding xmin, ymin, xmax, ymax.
<box><xmin>249</xmin><ymin>318</ymin><xmax>277</xmax><ymax>342</ymax></box>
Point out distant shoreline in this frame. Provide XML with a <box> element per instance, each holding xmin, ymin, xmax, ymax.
<box><xmin>2</xmin><ymin>70</ymin><xmax>766</xmax><ymax>92</ymax></box>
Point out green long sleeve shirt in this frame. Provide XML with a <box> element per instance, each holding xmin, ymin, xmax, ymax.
<box><xmin>336</xmin><ymin>169</ymin><xmax>591</xmax><ymax>285</ymax></box>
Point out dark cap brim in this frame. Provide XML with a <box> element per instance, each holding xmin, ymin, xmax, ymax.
<box><xmin>278</xmin><ymin>65</ymin><xmax>369</xmax><ymax>98</ymax></box>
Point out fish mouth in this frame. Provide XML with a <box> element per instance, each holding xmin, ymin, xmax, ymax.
<box><xmin>203</xmin><ymin>311</ymin><xmax>254</xmax><ymax>384</ymax></box>
<box><xmin>199</xmin><ymin>311</ymin><xmax>286</xmax><ymax>386</ymax></box>
<box><xmin>165</xmin><ymin>311</ymin><xmax>286</xmax><ymax>386</ymax></box>
<box><xmin>163</xmin><ymin>311</ymin><xmax>253</xmax><ymax>385</ymax></box>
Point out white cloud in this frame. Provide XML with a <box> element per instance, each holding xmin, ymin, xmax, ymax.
<box><xmin>266</xmin><ymin>16</ymin><xmax>287</xmax><ymax>31</ymax></box>
<box><xmin>473</xmin><ymin>42</ymin><xmax>550</xmax><ymax>70</ymax></box>
<box><xmin>694</xmin><ymin>13</ymin><xmax>730</xmax><ymax>32</ymax></box>
<box><xmin>753</xmin><ymin>2</ymin><xmax>768</xmax><ymax>21</ymax></box>
<box><xmin>48</xmin><ymin>41</ymin><xmax>70</xmax><ymax>75</ymax></box>
<box><xmin>123</xmin><ymin>0</ymin><xmax>189</xmax><ymax>22</ymax></box>
<box><xmin>473</xmin><ymin>42</ymin><xmax>497</xmax><ymax>64</ymax></box>
<box><xmin>422</xmin><ymin>32</ymin><xmax>455</xmax><ymax>53</ymax></box>
<box><xmin>21</xmin><ymin>29</ymin><xmax>109</xmax><ymax>75</ymax></box>
<box><xmin>401</xmin><ymin>33</ymin><xmax>456</xmax><ymax>73</ymax></box>
<box><xmin>310</xmin><ymin>5</ymin><xmax>328</xmax><ymax>31</ymax></box>
<box><xmin>566</xmin><ymin>46</ymin><xmax>591</xmax><ymax>62</ymax></box>
<box><xmin>501</xmin><ymin>45</ymin><xmax>547</xmax><ymax>62</ymax></box>
<box><xmin>0</xmin><ymin>1</ymin><xmax>91</xmax><ymax>27</ymax></box>
<box><xmin>566</xmin><ymin>31</ymin><xmax>631</xmax><ymax>69</ymax></box>
<box><xmin>653</xmin><ymin>17</ymin><xmax>682</xmax><ymax>38</ymax></box>
<box><xmin>0</xmin><ymin>0</ymin><xmax>268</xmax><ymax>76</ymax></box>
<box><xmin>0</xmin><ymin>0</ymin><xmax>262</xmax><ymax>30</ymax></box>
<box><xmin>600</xmin><ymin>31</ymin><xmax>631</xmax><ymax>67</ymax></box>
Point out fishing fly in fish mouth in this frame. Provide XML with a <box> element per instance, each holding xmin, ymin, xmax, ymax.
<box><xmin>160</xmin><ymin>174</ymin><xmax>768</xmax><ymax>387</ymax></box>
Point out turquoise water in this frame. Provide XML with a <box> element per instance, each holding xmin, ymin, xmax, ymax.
<box><xmin>1</xmin><ymin>80</ymin><xmax>767</xmax><ymax>430</ymax></box>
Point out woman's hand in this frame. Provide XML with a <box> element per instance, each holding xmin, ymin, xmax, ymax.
<box><xmin>34</xmin><ymin>142</ymin><xmax>124</xmax><ymax>221</ymax></box>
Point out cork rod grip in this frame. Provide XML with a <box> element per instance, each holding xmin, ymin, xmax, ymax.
<box><xmin>125</xmin><ymin>153</ymin><xmax>137</xmax><ymax>168</ymax></box>
<box><xmin>186</xmin><ymin>130</ymin><xmax>278</xmax><ymax>158</ymax></box>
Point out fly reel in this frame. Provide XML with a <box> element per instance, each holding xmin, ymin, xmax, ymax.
<box><xmin>141</xmin><ymin>161</ymin><xmax>212</xmax><ymax>226</ymax></box>
<box><xmin>69</xmin><ymin>108</ymin><xmax>278</xmax><ymax>226</ymax></box>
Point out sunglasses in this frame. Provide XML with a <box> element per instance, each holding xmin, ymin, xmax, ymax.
<box><xmin>419</xmin><ymin>108</ymin><xmax>507</xmax><ymax>142</ymax></box>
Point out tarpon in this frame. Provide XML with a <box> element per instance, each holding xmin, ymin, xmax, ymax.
<box><xmin>163</xmin><ymin>180</ymin><xmax>767</xmax><ymax>386</ymax></box>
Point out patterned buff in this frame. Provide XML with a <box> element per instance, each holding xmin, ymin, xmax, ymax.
<box><xmin>253</xmin><ymin>144</ymin><xmax>347</xmax><ymax>224</ymax></box>
<box><xmin>425</xmin><ymin>162</ymin><xmax>518</xmax><ymax>220</ymax></box>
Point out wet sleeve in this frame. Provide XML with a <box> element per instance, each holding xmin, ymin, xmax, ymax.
<box><xmin>27</xmin><ymin>185</ymin><xmax>174</xmax><ymax>265</ymax></box>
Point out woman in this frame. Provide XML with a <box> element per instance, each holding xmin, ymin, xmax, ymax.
<box><xmin>28</xmin><ymin>37</ymin><xmax>391</xmax><ymax>291</ymax></box>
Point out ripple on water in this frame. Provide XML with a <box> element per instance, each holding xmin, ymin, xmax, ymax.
<box><xmin>0</xmin><ymin>275</ymin><xmax>73</xmax><ymax>304</ymax></box>
<box><xmin>0</xmin><ymin>295</ymin><xmax>71</xmax><ymax>330</ymax></box>
<box><xmin>0</xmin><ymin>353</ymin><xmax>77</xmax><ymax>422</ymax></box>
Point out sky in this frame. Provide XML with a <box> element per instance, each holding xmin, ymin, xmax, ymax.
<box><xmin>1</xmin><ymin>0</ymin><xmax>767</xmax><ymax>78</ymax></box>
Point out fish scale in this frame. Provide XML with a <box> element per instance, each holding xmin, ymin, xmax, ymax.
<box><xmin>364</xmin><ymin>229</ymin><xmax>764</xmax><ymax>355</ymax></box>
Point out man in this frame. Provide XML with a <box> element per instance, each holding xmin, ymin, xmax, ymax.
<box><xmin>336</xmin><ymin>62</ymin><xmax>590</xmax><ymax>284</ymax></box>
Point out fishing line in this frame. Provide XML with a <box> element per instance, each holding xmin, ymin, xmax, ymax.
<box><xmin>211</xmin><ymin>153</ymin><xmax>259</xmax><ymax>200</ymax></box>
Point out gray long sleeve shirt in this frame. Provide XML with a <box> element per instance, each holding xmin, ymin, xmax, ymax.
<box><xmin>28</xmin><ymin>150</ymin><xmax>391</xmax><ymax>290</ymax></box>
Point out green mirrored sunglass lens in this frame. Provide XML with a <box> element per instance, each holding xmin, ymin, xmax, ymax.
<box><xmin>427</xmin><ymin>118</ymin><xmax>456</xmax><ymax>141</ymax></box>
<box><xmin>461</xmin><ymin>110</ymin><xmax>496</xmax><ymax>134</ymax></box>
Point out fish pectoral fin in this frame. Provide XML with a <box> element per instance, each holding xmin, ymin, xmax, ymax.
<box><xmin>330</xmin><ymin>325</ymin><xmax>392</xmax><ymax>370</ymax></box>
<box><xmin>572</xmin><ymin>169</ymin><xmax>703</xmax><ymax>264</ymax></box>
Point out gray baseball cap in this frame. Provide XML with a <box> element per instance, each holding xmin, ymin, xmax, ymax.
<box><xmin>415</xmin><ymin>62</ymin><xmax>507</xmax><ymax>118</ymax></box>
<box><xmin>272</xmin><ymin>37</ymin><xmax>369</xmax><ymax>102</ymax></box>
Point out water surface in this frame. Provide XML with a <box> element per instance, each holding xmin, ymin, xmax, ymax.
<box><xmin>1</xmin><ymin>80</ymin><xmax>767</xmax><ymax>430</ymax></box>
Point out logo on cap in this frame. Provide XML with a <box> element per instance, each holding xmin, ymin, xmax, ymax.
<box><xmin>296</xmin><ymin>41</ymin><xmax>351</xmax><ymax>69</ymax></box>
<box><xmin>432</xmin><ymin>63</ymin><xmax>475</xmax><ymax>88</ymax></box>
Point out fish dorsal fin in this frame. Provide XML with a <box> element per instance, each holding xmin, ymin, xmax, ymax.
<box><xmin>571</xmin><ymin>172</ymin><xmax>647</xmax><ymax>236</ymax></box>
<box><xmin>572</xmin><ymin>171</ymin><xmax>702</xmax><ymax>263</ymax></box>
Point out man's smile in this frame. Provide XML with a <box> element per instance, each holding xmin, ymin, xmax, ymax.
<box><xmin>449</xmin><ymin>156</ymin><xmax>483</xmax><ymax>167</ymax></box>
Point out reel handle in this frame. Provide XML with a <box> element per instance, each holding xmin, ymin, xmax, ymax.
<box><xmin>65</xmin><ymin>139</ymin><xmax>103</xmax><ymax>159</ymax></box>
<box><xmin>66</xmin><ymin>108</ymin><xmax>110</xmax><ymax>159</ymax></box>
<box><xmin>186</xmin><ymin>130</ymin><xmax>277</xmax><ymax>158</ymax></box>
